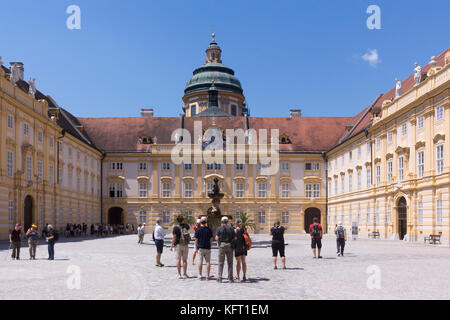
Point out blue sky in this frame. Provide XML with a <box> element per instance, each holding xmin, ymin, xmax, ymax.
<box><xmin>0</xmin><ymin>0</ymin><xmax>449</xmax><ymax>118</ymax></box>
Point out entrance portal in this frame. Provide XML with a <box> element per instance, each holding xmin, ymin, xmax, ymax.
<box><xmin>24</xmin><ymin>195</ymin><xmax>33</xmax><ymax>231</ymax></box>
<box><xmin>108</xmin><ymin>207</ymin><xmax>123</xmax><ymax>225</ymax></box>
<box><xmin>397</xmin><ymin>197</ymin><xmax>407</xmax><ymax>240</ymax></box>
<box><xmin>304</xmin><ymin>208</ymin><xmax>321</xmax><ymax>233</ymax></box>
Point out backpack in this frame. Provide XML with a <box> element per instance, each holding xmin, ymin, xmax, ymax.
<box><xmin>178</xmin><ymin>225</ymin><xmax>191</xmax><ymax>245</ymax></box>
<box><xmin>53</xmin><ymin>231</ymin><xmax>59</xmax><ymax>242</ymax></box>
<box><xmin>311</xmin><ymin>223</ymin><xmax>320</xmax><ymax>237</ymax></box>
<box><xmin>243</xmin><ymin>229</ymin><xmax>252</xmax><ymax>250</ymax></box>
<box><xmin>336</xmin><ymin>226</ymin><xmax>345</xmax><ymax>239</ymax></box>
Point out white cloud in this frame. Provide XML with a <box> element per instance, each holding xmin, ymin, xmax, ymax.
<box><xmin>362</xmin><ymin>49</ymin><xmax>380</xmax><ymax>67</ymax></box>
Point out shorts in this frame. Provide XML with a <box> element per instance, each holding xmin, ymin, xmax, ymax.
<box><xmin>271</xmin><ymin>241</ymin><xmax>285</xmax><ymax>257</ymax></box>
<box><xmin>311</xmin><ymin>238</ymin><xmax>322</xmax><ymax>249</ymax></box>
<box><xmin>175</xmin><ymin>244</ymin><xmax>189</xmax><ymax>261</ymax></box>
<box><xmin>155</xmin><ymin>239</ymin><xmax>164</xmax><ymax>254</ymax></box>
<box><xmin>198</xmin><ymin>248</ymin><xmax>211</xmax><ymax>263</ymax></box>
<box><xmin>234</xmin><ymin>246</ymin><xmax>247</xmax><ymax>257</ymax></box>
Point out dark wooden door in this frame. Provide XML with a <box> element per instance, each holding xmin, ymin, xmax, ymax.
<box><xmin>304</xmin><ymin>208</ymin><xmax>321</xmax><ymax>233</ymax></box>
<box><xmin>24</xmin><ymin>196</ymin><xmax>33</xmax><ymax>231</ymax></box>
<box><xmin>397</xmin><ymin>197</ymin><xmax>407</xmax><ymax>240</ymax></box>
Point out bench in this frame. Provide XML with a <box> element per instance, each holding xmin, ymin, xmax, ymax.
<box><xmin>369</xmin><ymin>231</ymin><xmax>380</xmax><ymax>239</ymax></box>
<box><xmin>425</xmin><ymin>233</ymin><xmax>442</xmax><ymax>244</ymax></box>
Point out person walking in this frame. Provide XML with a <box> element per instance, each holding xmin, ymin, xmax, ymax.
<box><xmin>170</xmin><ymin>215</ymin><xmax>191</xmax><ymax>279</ymax></box>
<box><xmin>26</xmin><ymin>224</ymin><xmax>40</xmax><ymax>260</ymax></box>
<box><xmin>191</xmin><ymin>219</ymin><xmax>201</xmax><ymax>265</ymax></box>
<box><xmin>270</xmin><ymin>220</ymin><xmax>286</xmax><ymax>269</ymax></box>
<box><xmin>194</xmin><ymin>216</ymin><xmax>213</xmax><ymax>280</ymax></box>
<box><xmin>9</xmin><ymin>224</ymin><xmax>22</xmax><ymax>260</ymax></box>
<box><xmin>309</xmin><ymin>217</ymin><xmax>323</xmax><ymax>259</ymax></box>
<box><xmin>154</xmin><ymin>218</ymin><xmax>166</xmax><ymax>267</ymax></box>
<box><xmin>215</xmin><ymin>216</ymin><xmax>235</xmax><ymax>283</ymax></box>
<box><xmin>334</xmin><ymin>224</ymin><xmax>339</xmax><ymax>254</ymax></box>
<box><xmin>137</xmin><ymin>223</ymin><xmax>145</xmax><ymax>244</ymax></box>
<box><xmin>46</xmin><ymin>225</ymin><xmax>57</xmax><ymax>260</ymax></box>
<box><xmin>234</xmin><ymin>219</ymin><xmax>248</xmax><ymax>282</ymax></box>
<box><xmin>334</xmin><ymin>221</ymin><xmax>347</xmax><ymax>256</ymax></box>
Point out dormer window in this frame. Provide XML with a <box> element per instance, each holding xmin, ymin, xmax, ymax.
<box><xmin>138</xmin><ymin>136</ymin><xmax>152</xmax><ymax>144</ymax></box>
<box><xmin>279</xmin><ymin>134</ymin><xmax>291</xmax><ymax>144</ymax></box>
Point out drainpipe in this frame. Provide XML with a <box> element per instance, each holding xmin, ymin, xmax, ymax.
<box><xmin>365</xmin><ymin>129</ymin><xmax>374</xmax><ymax>232</ymax></box>
<box><xmin>322</xmin><ymin>152</ymin><xmax>328</xmax><ymax>234</ymax></box>
<box><xmin>100</xmin><ymin>152</ymin><xmax>106</xmax><ymax>224</ymax></box>
<box><xmin>56</xmin><ymin>129</ymin><xmax>66</xmax><ymax>186</ymax></box>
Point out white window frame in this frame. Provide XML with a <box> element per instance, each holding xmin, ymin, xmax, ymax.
<box><xmin>184</xmin><ymin>182</ymin><xmax>193</xmax><ymax>198</ymax></box>
<box><xmin>8</xmin><ymin>200</ymin><xmax>14</xmax><ymax>222</ymax></box>
<box><xmin>26</xmin><ymin>156</ymin><xmax>32</xmax><ymax>182</ymax></box>
<box><xmin>257</xmin><ymin>182</ymin><xmax>266</xmax><ymax>198</ymax></box>
<box><xmin>257</xmin><ymin>211</ymin><xmax>266</xmax><ymax>224</ymax></box>
<box><xmin>139</xmin><ymin>182</ymin><xmax>148</xmax><ymax>198</ymax></box>
<box><xmin>436</xmin><ymin>199</ymin><xmax>442</xmax><ymax>224</ymax></box>
<box><xmin>7</xmin><ymin>115</ymin><xmax>14</xmax><ymax>129</ymax></box>
<box><xmin>162</xmin><ymin>182</ymin><xmax>171</xmax><ymax>198</ymax></box>
<box><xmin>162</xmin><ymin>162</ymin><xmax>170</xmax><ymax>171</ymax></box>
<box><xmin>7</xmin><ymin>151</ymin><xmax>14</xmax><ymax>177</ymax></box>
<box><xmin>436</xmin><ymin>145</ymin><xmax>444</xmax><ymax>174</ymax></box>
<box><xmin>418</xmin><ymin>201</ymin><xmax>423</xmax><ymax>224</ymax></box>
<box><xmin>417</xmin><ymin>115</ymin><xmax>424</xmax><ymax>129</ymax></box>
<box><xmin>376</xmin><ymin>165</ymin><xmax>380</xmax><ymax>187</ymax></box>
<box><xmin>387</xmin><ymin>161</ymin><xmax>393</xmax><ymax>184</ymax></box>
<box><xmin>281</xmin><ymin>211</ymin><xmax>289</xmax><ymax>224</ymax></box>
<box><xmin>436</xmin><ymin>106</ymin><xmax>444</xmax><ymax>121</ymax></box>
<box><xmin>281</xmin><ymin>183</ymin><xmax>290</xmax><ymax>198</ymax></box>
<box><xmin>357</xmin><ymin>171</ymin><xmax>361</xmax><ymax>190</ymax></box>
<box><xmin>139</xmin><ymin>162</ymin><xmax>147</xmax><ymax>170</ymax></box>
<box><xmin>398</xmin><ymin>156</ymin><xmax>404</xmax><ymax>182</ymax></box>
<box><xmin>235</xmin><ymin>182</ymin><xmax>244</xmax><ymax>198</ymax></box>
<box><xmin>417</xmin><ymin>151</ymin><xmax>424</xmax><ymax>178</ymax></box>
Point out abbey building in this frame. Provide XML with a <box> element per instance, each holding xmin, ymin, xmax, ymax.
<box><xmin>0</xmin><ymin>38</ymin><xmax>448</xmax><ymax>244</ymax></box>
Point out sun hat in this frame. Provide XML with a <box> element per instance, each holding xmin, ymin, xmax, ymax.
<box><xmin>338</xmin><ymin>221</ymin><xmax>343</xmax><ymax>226</ymax></box>
<box><xmin>221</xmin><ymin>216</ymin><xmax>228</xmax><ymax>222</ymax></box>
<box><xmin>200</xmin><ymin>216</ymin><xmax>207</xmax><ymax>223</ymax></box>
<box><xmin>31</xmin><ymin>224</ymin><xmax>37</xmax><ymax>228</ymax></box>
<box><xmin>196</xmin><ymin>219</ymin><xmax>201</xmax><ymax>224</ymax></box>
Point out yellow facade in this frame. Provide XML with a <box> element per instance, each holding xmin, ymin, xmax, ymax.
<box><xmin>326</xmin><ymin>58</ymin><xmax>450</xmax><ymax>243</ymax></box>
<box><xmin>0</xmin><ymin>75</ymin><xmax>102</xmax><ymax>239</ymax></box>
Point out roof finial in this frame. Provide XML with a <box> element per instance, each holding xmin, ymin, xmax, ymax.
<box><xmin>212</xmin><ymin>26</ymin><xmax>215</xmax><ymax>42</ymax></box>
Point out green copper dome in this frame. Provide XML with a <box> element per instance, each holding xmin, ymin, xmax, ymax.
<box><xmin>184</xmin><ymin>62</ymin><xmax>243</xmax><ymax>95</ymax></box>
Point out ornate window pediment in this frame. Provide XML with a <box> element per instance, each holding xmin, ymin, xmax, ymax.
<box><xmin>433</xmin><ymin>133</ymin><xmax>445</xmax><ymax>144</ymax></box>
<box><xmin>385</xmin><ymin>153</ymin><xmax>394</xmax><ymax>160</ymax></box>
<box><xmin>374</xmin><ymin>157</ymin><xmax>382</xmax><ymax>164</ymax></box>
<box><xmin>415</xmin><ymin>141</ymin><xmax>425</xmax><ymax>149</ymax></box>
<box><xmin>138</xmin><ymin>136</ymin><xmax>153</xmax><ymax>145</ymax></box>
<box><xmin>279</xmin><ymin>134</ymin><xmax>291</xmax><ymax>144</ymax></box>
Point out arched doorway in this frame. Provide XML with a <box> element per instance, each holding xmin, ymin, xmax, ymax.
<box><xmin>24</xmin><ymin>195</ymin><xmax>33</xmax><ymax>231</ymax></box>
<box><xmin>397</xmin><ymin>197</ymin><xmax>407</xmax><ymax>240</ymax></box>
<box><xmin>304</xmin><ymin>207</ymin><xmax>321</xmax><ymax>233</ymax></box>
<box><xmin>108</xmin><ymin>207</ymin><xmax>123</xmax><ymax>225</ymax></box>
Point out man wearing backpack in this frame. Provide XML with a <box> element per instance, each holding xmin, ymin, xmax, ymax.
<box><xmin>215</xmin><ymin>216</ymin><xmax>235</xmax><ymax>283</ymax></box>
<box><xmin>334</xmin><ymin>221</ymin><xmax>347</xmax><ymax>256</ymax></box>
<box><xmin>170</xmin><ymin>215</ymin><xmax>191</xmax><ymax>279</ymax></box>
<box><xmin>308</xmin><ymin>217</ymin><xmax>323</xmax><ymax>259</ymax></box>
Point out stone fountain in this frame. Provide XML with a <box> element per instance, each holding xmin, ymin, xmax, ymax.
<box><xmin>204</xmin><ymin>177</ymin><xmax>229</xmax><ymax>235</ymax></box>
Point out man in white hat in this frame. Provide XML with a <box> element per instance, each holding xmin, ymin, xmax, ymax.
<box><xmin>215</xmin><ymin>216</ymin><xmax>236</xmax><ymax>283</ymax></box>
<box><xmin>334</xmin><ymin>221</ymin><xmax>347</xmax><ymax>256</ymax></box>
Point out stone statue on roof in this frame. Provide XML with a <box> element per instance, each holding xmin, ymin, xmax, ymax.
<box><xmin>0</xmin><ymin>57</ymin><xmax>4</xmax><ymax>76</ymax></box>
<box><xmin>28</xmin><ymin>78</ymin><xmax>36</xmax><ymax>98</ymax></box>
<box><xmin>413</xmin><ymin>62</ymin><xmax>422</xmax><ymax>86</ymax></box>
<box><xmin>10</xmin><ymin>63</ymin><xmax>19</xmax><ymax>84</ymax></box>
<box><xmin>395</xmin><ymin>78</ymin><xmax>402</xmax><ymax>98</ymax></box>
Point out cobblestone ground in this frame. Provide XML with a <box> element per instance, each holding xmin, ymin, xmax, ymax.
<box><xmin>0</xmin><ymin>234</ymin><xmax>449</xmax><ymax>300</ymax></box>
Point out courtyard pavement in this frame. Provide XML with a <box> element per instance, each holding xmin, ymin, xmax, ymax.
<box><xmin>0</xmin><ymin>233</ymin><xmax>449</xmax><ymax>300</ymax></box>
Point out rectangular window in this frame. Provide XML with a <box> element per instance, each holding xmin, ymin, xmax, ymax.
<box><xmin>38</xmin><ymin>131</ymin><xmax>43</xmax><ymax>142</ymax></box>
<box><xmin>8</xmin><ymin>200</ymin><xmax>14</xmax><ymax>222</ymax></box>
<box><xmin>184</xmin><ymin>182</ymin><xmax>193</xmax><ymax>198</ymax></box>
<box><xmin>281</xmin><ymin>163</ymin><xmax>289</xmax><ymax>170</ymax></box>
<box><xmin>49</xmin><ymin>137</ymin><xmax>54</xmax><ymax>148</ymax></box>
<box><xmin>341</xmin><ymin>176</ymin><xmax>345</xmax><ymax>194</ymax></box>
<box><xmin>139</xmin><ymin>210</ymin><xmax>147</xmax><ymax>224</ymax></box>
<box><xmin>306</xmin><ymin>183</ymin><xmax>319</xmax><ymax>198</ymax></box>
<box><xmin>26</xmin><ymin>156</ymin><xmax>32</xmax><ymax>181</ymax></box>
<box><xmin>162</xmin><ymin>162</ymin><xmax>170</xmax><ymax>170</ymax></box>
<box><xmin>77</xmin><ymin>151</ymin><xmax>80</xmax><ymax>161</ymax></box>
<box><xmin>418</xmin><ymin>202</ymin><xmax>423</xmax><ymax>224</ymax></box>
<box><xmin>436</xmin><ymin>145</ymin><xmax>444</xmax><ymax>174</ymax></box>
<box><xmin>76</xmin><ymin>175</ymin><xmax>80</xmax><ymax>192</ymax></box>
<box><xmin>7</xmin><ymin>151</ymin><xmax>14</xmax><ymax>177</ymax></box>
<box><xmin>357</xmin><ymin>171</ymin><xmax>362</xmax><ymax>190</ymax></box>
<box><xmin>398</xmin><ymin>156</ymin><xmax>404</xmax><ymax>182</ymax></box>
<box><xmin>68</xmin><ymin>147</ymin><xmax>72</xmax><ymax>156</ymax></box>
<box><xmin>23</xmin><ymin>123</ymin><xmax>29</xmax><ymax>136</ymax></box>
<box><xmin>116</xmin><ymin>183</ymin><xmax>123</xmax><ymax>198</ymax></box>
<box><xmin>162</xmin><ymin>211</ymin><xmax>170</xmax><ymax>224</ymax></box>
<box><xmin>387</xmin><ymin>204</ymin><xmax>392</xmax><ymax>224</ymax></box>
<box><xmin>231</xmin><ymin>105</ymin><xmax>237</xmax><ymax>116</ymax></box>
<box><xmin>109</xmin><ymin>183</ymin><xmax>116</xmax><ymax>198</ymax></box>
<box><xmin>387</xmin><ymin>161</ymin><xmax>393</xmax><ymax>184</ymax></box>
<box><xmin>49</xmin><ymin>164</ymin><xmax>54</xmax><ymax>185</ymax></box>
<box><xmin>207</xmin><ymin>163</ymin><xmax>214</xmax><ymax>170</ymax></box>
<box><xmin>206</xmin><ymin>181</ymin><xmax>214</xmax><ymax>194</ymax></box>
<box><xmin>401</xmin><ymin>123</ymin><xmax>407</xmax><ymax>136</ymax></box>
<box><xmin>68</xmin><ymin>170</ymin><xmax>73</xmax><ymax>190</ymax></box>
<box><xmin>348</xmin><ymin>174</ymin><xmax>352</xmax><ymax>192</ymax></box>
<box><xmin>367</xmin><ymin>142</ymin><xmax>372</xmax><ymax>153</ymax></box>
<box><xmin>436</xmin><ymin>199</ymin><xmax>442</xmax><ymax>224</ymax></box>
<box><xmin>258</xmin><ymin>183</ymin><xmax>266</xmax><ymax>198</ymax></box>
<box><xmin>281</xmin><ymin>183</ymin><xmax>290</xmax><ymax>198</ymax></box>
<box><xmin>313</xmin><ymin>183</ymin><xmax>320</xmax><ymax>198</ymax></box>
<box><xmin>358</xmin><ymin>146</ymin><xmax>361</xmax><ymax>158</ymax></box>
<box><xmin>282</xmin><ymin>211</ymin><xmax>289</xmax><ymax>224</ymax></box>
<box><xmin>235</xmin><ymin>182</ymin><xmax>244</xmax><ymax>198</ymax></box>
<box><xmin>139</xmin><ymin>162</ymin><xmax>147</xmax><ymax>170</ymax></box>
<box><xmin>191</xmin><ymin>105</ymin><xmax>196</xmax><ymax>116</ymax></box>
<box><xmin>436</xmin><ymin>106</ymin><xmax>444</xmax><ymax>121</ymax></box>
<box><xmin>214</xmin><ymin>163</ymin><xmax>221</xmax><ymax>170</ymax></box>
<box><xmin>257</xmin><ymin>211</ymin><xmax>266</xmax><ymax>224</ymax></box>
<box><xmin>417</xmin><ymin>151</ymin><xmax>424</xmax><ymax>178</ymax></box>
<box><xmin>58</xmin><ymin>167</ymin><xmax>63</xmax><ymax>185</ymax></box>
<box><xmin>367</xmin><ymin>206</ymin><xmax>371</xmax><ymax>224</ymax></box>
<box><xmin>235</xmin><ymin>163</ymin><xmax>244</xmax><ymax>170</ymax></box>
<box><xmin>376</xmin><ymin>137</ymin><xmax>381</xmax><ymax>149</ymax></box>
<box><xmin>139</xmin><ymin>182</ymin><xmax>148</xmax><ymax>198</ymax></box>
<box><xmin>162</xmin><ymin>182</ymin><xmax>171</xmax><ymax>198</ymax></box>
<box><xmin>184</xmin><ymin>163</ymin><xmax>192</xmax><ymax>171</ymax></box>
<box><xmin>366</xmin><ymin>167</ymin><xmax>371</xmax><ymax>188</ymax></box>
<box><xmin>387</xmin><ymin>131</ymin><xmax>393</xmax><ymax>143</ymax></box>
<box><xmin>376</xmin><ymin>165</ymin><xmax>380</xmax><ymax>187</ymax></box>
<box><xmin>349</xmin><ymin>151</ymin><xmax>352</xmax><ymax>161</ymax></box>
<box><xmin>37</xmin><ymin>161</ymin><xmax>43</xmax><ymax>184</ymax></box>
<box><xmin>334</xmin><ymin>179</ymin><xmax>338</xmax><ymax>195</ymax></box>
<box><xmin>7</xmin><ymin>115</ymin><xmax>14</xmax><ymax>129</ymax></box>
<box><xmin>417</xmin><ymin>116</ymin><xmax>424</xmax><ymax>129</ymax></box>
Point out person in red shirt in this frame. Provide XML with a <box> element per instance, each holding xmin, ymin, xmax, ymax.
<box><xmin>308</xmin><ymin>217</ymin><xmax>323</xmax><ymax>259</ymax></box>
